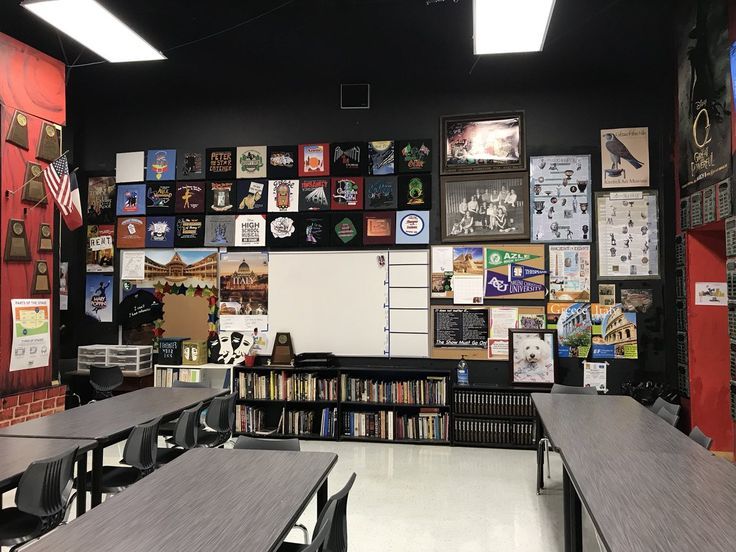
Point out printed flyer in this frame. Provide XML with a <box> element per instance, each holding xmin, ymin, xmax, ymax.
<box><xmin>10</xmin><ymin>299</ymin><xmax>51</xmax><ymax>371</ymax></box>
<box><xmin>592</xmin><ymin>304</ymin><xmax>638</xmax><ymax>359</ymax></box>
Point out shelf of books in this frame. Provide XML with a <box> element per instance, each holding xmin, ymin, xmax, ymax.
<box><xmin>154</xmin><ymin>363</ymin><xmax>232</xmax><ymax>389</ymax></box>
<box><xmin>452</xmin><ymin>385</ymin><xmax>548</xmax><ymax>450</ymax></box>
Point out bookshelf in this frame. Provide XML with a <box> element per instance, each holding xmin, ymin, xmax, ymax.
<box><xmin>154</xmin><ymin>363</ymin><xmax>233</xmax><ymax>389</ymax></box>
<box><xmin>452</xmin><ymin>384</ymin><xmax>550</xmax><ymax>450</ymax></box>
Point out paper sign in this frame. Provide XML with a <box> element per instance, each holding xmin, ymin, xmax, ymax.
<box><xmin>121</xmin><ymin>250</ymin><xmax>146</xmax><ymax>281</ymax></box>
<box><xmin>695</xmin><ymin>282</ymin><xmax>727</xmax><ymax>306</ymax></box>
<box><xmin>10</xmin><ymin>299</ymin><xmax>51</xmax><ymax>371</ymax></box>
<box><xmin>583</xmin><ymin>361</ymin><xmax>607</xmax><ymax>392</ymax></box>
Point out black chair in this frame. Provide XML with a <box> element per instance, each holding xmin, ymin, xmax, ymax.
<box><xmin>657</xmin><ymin>407</ymin><xmax>679</xmax><ymax>427</ymax></box>
<box><xmin>75</xmin><ymin>418</ymin><xmax>160</xmax><ymax>497</ymax></box>
<box><xmin>689</xmin><ymin>426</ymin><xmax>713</xmax><ymax>450</ymax></box>
<box><xmin>157</xmin><ymin>403</ymin><xmax>203</xmax><ymax>465</ymax></box>
<box><xmin>234</xmin><ymin>436</ymin><xmax>300</xmax><ymax>451</ymax></box>
<box><xmin>537</xmin><ymin>384</ymin><xmax>597</xmax><ymax>494</ymax></box>
<box><xmin>159</xmin><ymin>380</ymin><xmax>209</xmax><ymax>436</ymax></box>
<box><xmin>297</xmin><ymin>502</ymin><xmax>337</xmax><ymax>552</ymax></box>
<box><xmin>0</xmin><ymin>447</ymin><xmax>78</xmax><ymax>551</ymax></box>
<box><xmin>197</xmin><ymin>392</ymin><xmax>237</xmax><ymax>448</ymax></box>
<box><xmin>89</xmin><ymin>365</ymin><xmax>124</xmax><ymax>401</ymax></box>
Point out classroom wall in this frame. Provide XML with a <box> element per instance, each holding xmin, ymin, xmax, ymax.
<box><xmin>61</xmin><ymin>32</ymin><xmax>677</xmax><ymax>392</ymax></box>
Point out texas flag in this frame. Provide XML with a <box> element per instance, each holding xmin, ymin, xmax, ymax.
<box><xmin>42</xmin><ymin>154</ymin><xmax>83</xmax><ymax>231</ymax></box>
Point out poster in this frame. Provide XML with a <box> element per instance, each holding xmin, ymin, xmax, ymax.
<box><xmin>548</xmin><ymin>245</ymin><xmax>590</xmax><ymax>301</ymax></box>
<box><xmin>234</xmin><ymin>214</ymin><xmax>267</xmax><ymax>247</ymax></box>
<box><xmin>10</xmin><ymin>299</ymin><xmax>51</xmax><ymax>371</ymax></box>
<box><xmin>677</xmin><ymin>0</ymin><xmax>732</xmax><ymax>189</ymax></box>
<box><xmin>86</xmin><ymin>225</ymin><xmax>114</xmax><ymax>272</ymax></box>
<box><xmin>236</xmin><ymin>146</ymin><xmax>267</xmax><ymax>179</ymax></box>
<box><xmin>298</xmin><ymin>144</ymin><xmax>329</xmax><ymax>177</ymax></box>
<box><xmin>592</xmin><ymin>304</ymin><xmax>638</xmax><ymax>359</ymax></box>
<box><xmin>85</xmin><ymin>274</ymin><xmax>113</xmax><ymax>322</ymax></box>
<box><xmin>583</xmin><ymin>361</ymin><xmax>607</xmax><ymax>392</ymax></box>
<box><xmin>529</xmin><ymin>155</ymin><xmax>591</xmax><ymax>242</ymax></box>
<box><xmin>621</xmin><ymin>288</ymin><xmax>654</xmax><ymax>313</ymax></box>
<box><xmin>547</xmin><ymin>303</ymin><xmax>592</xmax><ymax>358</ymax></box>
<box><xmin>598</xmin><ymin>284</ymin><xmax>616</xmax><ymax>307</ymax></box>
<box><xmin>267</xmin><ymin>180</ymin><xmax>299</xmax><ymax>212</ymax></box>
<box><xmin>146</xmin><ymin>149</ymin><xmax>176</xmax><ymax>181</ymax></box>
<box><xmin>596</xmin><ymin>190</ymin><xmax>659</xmax><ymax>278</ymax></box>
<box><xmin>695</xmin><ymin>282</ymin><xmax>727</xmax><ymax>306</ymax></box>
<box><xmin>395</xmin><ymin>211</ymin><xmax>429</xmax><ymax>245</ymax></box>
<box><xmin>600</xmin><ymin>127</ymin><xmax>650</xmax><ymax>188</ymax></box>
<box><xmin>487</xmin><ymin>306</ymin><xmax>518</xmax><ymax>358</ymax></box>
<box><xmin>433</xmin><ymin>308</ymin><xmax>488</xmax><ymax>348</ymax></box>
<box><xmin>116</xmin><ymin>184</ymin><xmax>146</xmax><ymax>216</ymax></box>
<box><xmin>299</xmin><ymin>179</ymin><xmax>330</xmax><ymax>211</ymax></box>
<box><xmin>484</xmin><ymin>244</ymin><xmax>546</xmax><ymax>299</ymax></box>
<box><xmin>121</xmin><ymin>250</ymin><xmax>146</xmax><ymax>281</ymax></box>
<box><xmin>452</xmin><ymin>247</ymin><xmax>484</xmax><ymax>305</ymax></box>
<box><xmin>59</xmin><ymin>262</ymin><xmax>68</xmax><ymax>311</ymax></box>
<box><xmin>431</xmin><ymin>246</ymin><xmax>454</xmax><ymax>298</ymax></box>
<box><xmin>367</xmin><ymin>140</ymin><xmax>395</xmax><ymax>175</ymax></box>
<box><xmin>219</xmin><ymin>251</ymin><xmax>268</xmax><ymax>332</ymax></box>
<box><xmin>87</xmin><ymin>176</ymin><xmax>116</xmax><ymax>224</ymax></box>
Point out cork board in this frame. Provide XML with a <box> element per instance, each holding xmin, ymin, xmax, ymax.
<box><xmin>161</xmin><ymin>295</ymin><xmax>210</xmax><ymax>341</ymax></box>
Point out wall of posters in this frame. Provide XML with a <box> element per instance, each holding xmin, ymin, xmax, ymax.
<box><xmin>218</xmin><ymin>251</ymin><xmax>269</xmax><ymax>334</ymax></box>
<box><xmin>592</xmin><ymin>304</ymin><xmax>638</xmax><ymax>359</ymax></box>
<box><xmin>86</xmin><ymin>224</ymin><xmax>114</xmax><ymax>272</ymax></box>
<box><xmin>484</xmin><ymin>244</ymin><xmax>546</xmax><ymax>299</ymax></box>
<box><xmin>677</xmin><ymin>0</ymin><xmax>732</xmax><ymax>189</ymax></box>
<box><xmin>600</xmin><ymin>127</ymin><xmax>650</xmax><ymax>188</ymax></box>
<box><xmin>595</xmin><ymin>190</ymin><xmax>659</xmax><ymax>278</ymax></box>
<box><xmin>10</xmin><ymin>299</ymin><xmax>51</xmax><ymax>371</ymax></box>
<box><xmin>85</xmin><ymin>274</ymin><xmax>113</xmax><ymax>322</ymax></box>
<box><xmin>548</xmin><ymin>245</ymin><xmax>590</xmax><ymax>301</ymax></box>
<box><xmin>529</xmin><ymin>155</ymin><xmax>591</xmax><ymax>242</ymax></box>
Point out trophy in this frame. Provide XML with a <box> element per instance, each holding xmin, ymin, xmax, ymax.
<box><xmin>270</xmin><ymin>332</ymin><xmax>294</xmax><ymax>365</ymax></box>
<box><xmin>21</xmin><ymin>161</ymin><xmax>47</xmax><ymax>204</ymax></box>
<box><xmin>31</xmin><ymin>261</ymin><xmax>50</xmax><ymax>294</ymax></box>
<box><xmin>38</xmin><ymin>223</ymin><xmax>53</xmax><ymax>251</ymax></box>
<box><xmin>6</xmin><ymin>110</ymin><xmax>29</xmax><ymax>149</ymax></box>
<box><xmin>36</xmin><ymin>122</ymin><xmax>61</xmax><ymax>162</ymax></box>
<box><xmin>4</xmin><ymin>219</ymin><xmax>31</xmax><ymax>261</ymax></box>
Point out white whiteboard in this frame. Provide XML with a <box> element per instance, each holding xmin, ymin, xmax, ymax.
<box><xmin>268</xmin><ymin>251</ymin><xmax>388</xmax><ymax>356</ymax></box>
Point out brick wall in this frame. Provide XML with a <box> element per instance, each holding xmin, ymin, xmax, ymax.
<box><xmin>0</xmin><ymin>385</ymin><xmax>66</xmax><ymax>428</ymax></box>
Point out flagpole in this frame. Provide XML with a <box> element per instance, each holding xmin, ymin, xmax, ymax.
<box><xmin>5</xmin><ymin>150</ymin><xmax>70</xmax><ymax>197</ymax></box>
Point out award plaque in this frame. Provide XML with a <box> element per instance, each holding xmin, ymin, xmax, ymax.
<box><xmin>6</xmin><ymin>110</ymin><xmax>29</xmax><ymax>149</ymax></box>
<box><xmin>31</xmin><ymin>261</ymin><xmax>50</xmax><ymax>294</ymax></box>
<box><xmin>38</xmin><ymin>223</ymin><xmax>53</xmax><ymax>251</ymax></box>
<box><xmin>21</xmin><ymin>161</ymin><xmax>47</xmax><ymax>204</ymax></box>
<box><xmin>36</xmin><ymin>122</ymin><xmax>61</xmax><ymax>162</ymax></box>
<box><xmin>271</xmin><ymin>332</ymin><xmax>294</xmax><ymax>365</ymax></box>
<box><xmin>4</xmin><ymin>219</ymin><xmax>31</xmax><ymax>261</ymax></box>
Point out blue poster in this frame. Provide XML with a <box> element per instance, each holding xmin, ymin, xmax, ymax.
<box><xmin>85</xmin><ymin>274</ymin><xmax>113</xmax><ymax>322</ymax></box>
<box><xmin>116</xmin><ymin>184</ymin><xmax>146</xmax><ymax>216</ymax></box>
<box><xmin>146</xmin><ymin>149</ymin><xmax>176</xmax><ymax>181</ymax></box>
<box><xmin>395</xmin><ymin>211</ymin><xmax>429</xmax><ymax>244</ymax></box>
<box><xmin>145</xmin><ymin>216</ymin><xmax>175</xmax><ymax>248</ymax></box>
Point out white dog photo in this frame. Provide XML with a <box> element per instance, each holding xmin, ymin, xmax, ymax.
<box><xmin>512</xmin><ymin>332</ymin><xmax>555</xmax><ymax>384</ymax></box>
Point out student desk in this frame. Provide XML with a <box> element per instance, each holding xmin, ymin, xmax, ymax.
<box><xmin>532</xmin><ymin>394</ymin><xmax>736</xmax><ymax>551</ymax></box>
<box><xmin>22</xmin><ymin>448</ymin><xmax>338</xmax><ymax>552</ymax></box>
<box><xmin>0</xmin><ymin>387</ymin><xmax>226</xmax><ymax>514</ymax></box>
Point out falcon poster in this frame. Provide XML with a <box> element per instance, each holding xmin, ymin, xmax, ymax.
<box><xmin>677</xmin><ymin>0</ymin><xmax>732</xmax><ymax>189</ymax></box>
<box><xmin>600</xmin><ymin>127</ymin><xmax>650</xmax><ymax>188</ymax></box>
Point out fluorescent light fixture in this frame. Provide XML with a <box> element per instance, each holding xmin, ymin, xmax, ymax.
<box><xmin>473</xmin><ymin>0</ymin><xmax>556</xmax><ymax>55</ymax></box>
<box><xmin>22</xmin><ymin>0</ymin><xmax>165</xmax><ymax>62</ymax></box>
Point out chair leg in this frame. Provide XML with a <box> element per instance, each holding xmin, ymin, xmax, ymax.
<box><xmin>295</xmin><ymin>523</ymin><xmax>310</xmax><ymax>544</ymax></box>
<box><xmin>536</xmin><ymin>437</ymin><xmax>547</xmax><ymax>494</ymax></box>
<box><xmin>544</xmin><ymin>439</ymin><xmax>551</xmax><ymax>479</ymax></box>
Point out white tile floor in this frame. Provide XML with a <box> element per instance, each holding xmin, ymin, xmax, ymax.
<box><xmin>3</xmin><ymin>440</ymin><xmax>600</xmax><ymax>551</ymax></box>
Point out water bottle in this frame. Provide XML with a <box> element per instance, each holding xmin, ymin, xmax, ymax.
<box><xmin>457</xmin><ymin>356</ymin><xmax>469</xmax><ymax>386</ymax></box>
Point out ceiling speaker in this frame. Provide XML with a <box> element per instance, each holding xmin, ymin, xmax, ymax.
<box><xmin>340</xmin><ymin>83</ymin><xmax>370</xmax><ymax>110</ymax></box>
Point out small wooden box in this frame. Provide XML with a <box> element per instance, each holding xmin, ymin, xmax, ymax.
<box><xmin>182</xmin><ymin>340</ymin><xmax>207</xmax><ymax>366</ymax></box>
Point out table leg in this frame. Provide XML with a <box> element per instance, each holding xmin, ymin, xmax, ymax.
<box><xmin>563</xmin><ymin>468</ymin><xmax>582</xmax><ymax>552</ymax></box>
<box><xmin>91</xmin><ymin>446</ymin><xmax>103</xmax><ymax>507</ymax></box>
<box><xmin>76</xmin><ymin>453</ymin><xmax>88</xmax><ymax>516</ymax></box>
<box><xmin>536</xmin><ymin>440</ymin><xmax>544</xmax><ymax>493</ymax></box>
<box><xmin>317</xmin><ymin>478</ymin><xmax>328</xmax><ymax>515</ymax></box>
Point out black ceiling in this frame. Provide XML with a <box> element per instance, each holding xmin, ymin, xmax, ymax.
<box><xmin>0</xmin><ymin>0</ymin><xmax>674</xmax><ymax>93</ymax></box>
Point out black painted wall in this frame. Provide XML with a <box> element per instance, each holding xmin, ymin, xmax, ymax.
<box><xmin>57</xmin><ymin>0</ymin><xmax>677</xmax><ymax>391</ymax></box>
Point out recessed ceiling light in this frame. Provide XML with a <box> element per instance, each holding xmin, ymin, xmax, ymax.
<box><xmin>22</xmin><ymin>0</ymin><xmax>165</xmax><ymax>63</ymax></box>
<box><xmin>473</xmin><ymin>0</ymin><xmax>556</xmax><ymax>55</ymax></box>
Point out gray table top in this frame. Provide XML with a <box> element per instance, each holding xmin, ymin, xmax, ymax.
<box><xmin>532</xmin><ymin>394</ymin><xmax>736</xmax><ymax>551</ymax></box>
<box><xmin>0</xmin><ymin>387</ymin><xmax>226</xmax><ymax>442</ymax></box>
<box><xmin>23</xmin><ymin>448</ymin><xmax>338</xmax><ymax>552</ymax></box>
<box><xmin>0</xmin><ymin>436</ymin><xmax>96</xmax><ymax>491</ymax></box>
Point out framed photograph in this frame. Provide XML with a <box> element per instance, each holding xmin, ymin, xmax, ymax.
<box><xmin>509</xmin><ymin>329</ymin><xmax>558</xmax><ymax>385</ymax></box>
<box><xmin>440</xmin><ymin>111</ymin><xmax>526</xmax><ymax>174</ymax></box>
<box><xmin>595</xmin><ymin>190</ymin><xmax>660</xmax><ymax>279</ymax></box>
<box><xmin>440</xmin><ymin>172</ymin><xmax>529</xmax><ymax>242</ymax></box>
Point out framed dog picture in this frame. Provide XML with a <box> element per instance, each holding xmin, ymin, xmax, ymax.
<box><xmin>441</xmin><ymin>172</ymin><xmax>529</xmax><ymax>242</ymax></box>
<box><xmin>440</xmin><ymin>111</ymin><xmax>526</xmax><ymax>174</ymax></box>
<box><xmin>508</xmin><ymin>329</ymin><xmax>557</xmax><ymax>385</ymax></box>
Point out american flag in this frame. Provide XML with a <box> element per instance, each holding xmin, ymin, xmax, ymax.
<box><xmin>42</xmin><ymin>154</ymin><xmax>83</xmax><ymax>230</ymax></box>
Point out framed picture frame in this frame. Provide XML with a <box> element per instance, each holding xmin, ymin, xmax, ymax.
<box><xmin>440</xmin><ymin>111</ymin><xmax>526</xmax><ymax>174</ymax></box>
<box><xmin>508</xmin><ymin>329</ymin><xmax>558</xmax><ymax>386</ymax></box>
<box><xmin>440</xmin><ymin>172</ymin><xmax>530</xmax><ymax>242</ymax></box>
<box><xmin>595</xmin><ymin>189</ymin><xmax>660</xmax><ymax>280</ymax></box>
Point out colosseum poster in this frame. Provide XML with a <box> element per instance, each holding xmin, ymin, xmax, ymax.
<box><xmin>592</xmin><ymin>303</ymin><xmax>638</xmax><ymax>359</ymax></box>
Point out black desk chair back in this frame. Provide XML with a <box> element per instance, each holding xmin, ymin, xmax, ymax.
<box><xmin>302</xmin><ymin>502</ymin><xmax>337</xmax><ymax>552</ymax></box>
<box><xmin>688</xmin><ymin>426</ymin><xmax>713</xmax><ymax>450</ymax></box>
<box><xmin>159</xmin><ymin>380</ymin><xmax>209</xmax><ymax>436</ymax></box>
<box><xmin>89</xmin><ymin>365</ymin><xmax>124</xmax><ymax>401</ymax></box>
<box><xmin>657</xmin><ymin>407</ymin><xmax>679</xmax><ymax>427</ymax></box>
<box><xmin>158</xmin><ymin>402</ymin><xmax>203</xmax><ymax>465</ymax></box>
<box><xmin>650</xmin><ymin>396</ymin><xmax>681</xmax><ymax>416</ymax></box>
<box><xmin>198</xmin><ymin>392</ymin><xmax>237</xmax><ymax>448</ymax></box>
<box><xmin>234</xmin><ymin>436</ymin><xmax>300</xmax><ymax>451</ymax></box>
<box><xmin>0</xmin><ymin>446</ymin><xmax>78</xmax><ymax>551</ymax></box>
